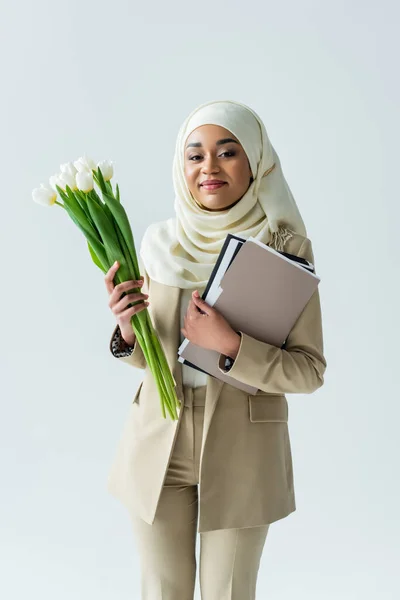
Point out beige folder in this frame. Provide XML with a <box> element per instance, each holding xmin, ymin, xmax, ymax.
<box><xmin>178</xmin><ymin>238</ymin><xmax>321</xmax><ymax>394</ymax></box>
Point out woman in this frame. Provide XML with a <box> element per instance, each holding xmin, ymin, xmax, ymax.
<box><xmin>105</xmin><ymin>100</ymin><xmax>327</xmax><ymax>600</ymax></box>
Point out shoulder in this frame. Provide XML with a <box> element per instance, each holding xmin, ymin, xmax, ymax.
<box><xmin>142</xmin><ymin>217</ymin><xmax>176</xmax><ymax>245</ymax></box>
<box><xmin>139</xmin><ymin>217</ymin><xmax>177</xmax><ymax>286</ymax></box>
<box><xmin>139</xmin><ymin>218</ymin><xmax>176</xmax><ymax>266</ymax></box>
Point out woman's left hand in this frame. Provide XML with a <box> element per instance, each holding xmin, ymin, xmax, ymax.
<box><xmin>181</xmin><ymin>290</ymin><xmax>240</xmax><ymax>357</ymax></box>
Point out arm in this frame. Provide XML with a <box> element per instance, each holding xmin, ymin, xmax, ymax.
<box><xmin>217</xmin><ymin>237</ymin><xmax>327</xmax><ymax>394</ymax></box>
<box><xmin>108</xmin><ymin>257</ymin><xmax>149</xmax><ymax>370</ymax></box>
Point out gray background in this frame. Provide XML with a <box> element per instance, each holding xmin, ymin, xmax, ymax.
<box><xmin>1</xmin><ymin>0</ymin><xmax>399</xmax><ymax>598</ymax></box>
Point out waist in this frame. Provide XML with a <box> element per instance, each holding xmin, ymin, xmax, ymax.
<box><xmin>182</xmin><ymin>384</ymin><xmax>207</xmax><ymax>407</ymax></box>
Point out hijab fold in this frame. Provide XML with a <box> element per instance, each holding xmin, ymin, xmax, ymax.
<box><xmin>140</xmin><ymin>100</ymin><xmax>307</xmax><ymax>289</ymax></box>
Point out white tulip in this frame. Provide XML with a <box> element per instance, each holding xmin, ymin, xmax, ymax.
<box><xmin>97</xmin><ymin>159</ymin><xmax>114</xmax><ymax>181</ymax></box>
<box><xmin>49</xmin><ymin>173</ymin><xmax>64</xmax><ymax>191</ymax></box>
<box><xmin>58</xmin><ymin>171</ymin><xmax>77</xmax><ymax>191</ymax></box>
<box><xmin>76</xmin><ymin>170</ymin><xmax>94</xmax><ymax>192</ymax></box>
<box><xmin>32</xmin><ymin>184</ymin><xmax>57</xmax><ymax>207</ymax></box>
<box><xmin>73</xmin><ymin>154</ymin><xmax>96</xmax><ymax>173</ymax></box>
<box><xmin>60</xmin><ymin>161</ymin><xmax>78</xmax><ymax>177</ymax></box>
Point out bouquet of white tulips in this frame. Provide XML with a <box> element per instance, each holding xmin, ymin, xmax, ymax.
<box><xmin>32</xmin><ymin>155</ymin><xmax>180</xmax><ymax>420</ymax></box>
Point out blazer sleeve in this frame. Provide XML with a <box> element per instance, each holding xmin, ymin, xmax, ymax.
<box><xmin>217</xmin><ymin>237</ymin><xmax>327</xmax><ymax>394</ymax></box>
<box><xmin>108</xmin><ymin>258</ymin><xmax>149</xmax><ymax>370</ymax></box>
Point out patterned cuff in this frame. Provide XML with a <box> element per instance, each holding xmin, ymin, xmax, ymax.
<box><xmin>111</xmin><ymin>326</ymin><xmax>135</xmax><ymax>358</ymax></box>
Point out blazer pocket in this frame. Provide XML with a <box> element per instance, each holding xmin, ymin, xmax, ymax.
<box><xmin>248</xmin><ymin>395</ymin><xmax>288</xmax><ymax>422</ymax></box>
<box><xmin>132</xmin><ymin>381</ymin><xmax>144</xmax><ymax>405</ymax></box>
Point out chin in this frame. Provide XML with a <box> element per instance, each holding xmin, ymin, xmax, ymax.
<box><xmin>207</xmin><ymin>195</ymin><xmax>237</xmax><ymax>209</ymax></box>
<box><xmin>203</xmin><ymin>201</ymin><xmax>230</xmax><ymax>211</ymax></box>
<box><xmin>192</xmin><ymin>193</ymin><xmax>240</xmax><ymax>212</ymax></box>
<box><xmin>205</xmin><ymin>203</ymin><xmax>237</xmax><ymax>212</ymax></box>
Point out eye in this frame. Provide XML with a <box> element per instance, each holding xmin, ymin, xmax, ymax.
<box><xmin>188</xmin><ymin>151</ymin><xmax>236</xmax><ymax>161</ymax></box>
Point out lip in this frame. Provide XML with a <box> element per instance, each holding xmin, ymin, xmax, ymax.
<box><xmin>201</xmin><ymin>181</ymin><xmax>226</xmax><ymax>190</ymax></box>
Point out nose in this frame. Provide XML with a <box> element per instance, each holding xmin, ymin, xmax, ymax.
<box><xmin>201</xmin><ymin>154</ymin><xmax>220</xmax><ymax>174</ymax></box>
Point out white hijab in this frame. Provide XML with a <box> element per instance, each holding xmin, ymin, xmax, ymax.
<box><xmin>140</xmin><ymin>99</ymin><xmax>307</xmax><ymax>289</ymax></box>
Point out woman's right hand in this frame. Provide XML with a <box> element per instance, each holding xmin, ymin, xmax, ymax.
<box><xmin>105</xmin><ymin>261</ymin><xmax>149</xmax><ymax>346</ymax></box>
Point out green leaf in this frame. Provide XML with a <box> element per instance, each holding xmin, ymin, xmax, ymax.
<box><xmin>63</xmin><ymin>203</ymin><xmax>109</xmax><ymax>271</ymax></box>
<box><xmin>88</xmin><ymin>189</ymin><xmax>114</xmax><ymax>230</ymax></box>
<box><xmin>85</xmin><ymin>195</ymin><xmax>128</xmax><ymax>278</ymax></box>
<box><xmin>114</xmin><ymin>218</ymin><xmax>136</xmax><ymax>277</ymax></box>
<box><xmin>96</xmin><ymin>167</ymin><xmax>139</xmax><ymax>275</ymax></box>
<box><xmin>105</xmin><ymin>180</ymin><xmax>113</xmax><ymax>196</ymax></box>
<box><xmin>63</xmin><ymin>185</ymin><xmax>102</xmax><ymax>243</ymax></box>
<box><xmin>74</xmin><ymin>189</ymin><xmax>91</xmax><ymax>220</ymax></box>
<box><xmin>88</xmin><ymin>188</ymin><xmax>104</xmax><ymax>208</ymax></box>
<box><xmin>87</xmin><ymin>240</ymin><xmax>107</xmax><ymax>272</ymax></box>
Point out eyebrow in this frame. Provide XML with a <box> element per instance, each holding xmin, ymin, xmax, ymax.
<box><xmin>185</xmin><ymin>138</ymin><xmax>240</xmax><ymax>149</ymax></box>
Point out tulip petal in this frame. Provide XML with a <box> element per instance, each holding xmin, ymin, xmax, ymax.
<box><xmin>76</xmin><ymin>170</ymin><xmax>94</xmax><ymax>192</ymax></box>
<box><xmin>32</xmin><ymin>184</ymin><xmax>57</xmax><ymax>207</ymax></box>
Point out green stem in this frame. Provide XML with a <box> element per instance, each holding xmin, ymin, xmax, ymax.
<box><xmin>146</xmin><ymin>311</ymin><xmax>177</xmax><ymax>391</ymax></box>
<box><xmin>109</xmin><ymin>238</ymin><xmax>179</xmax><ymax>420</ymax></box>
<box><xmin>134</xmin><ymin>310</ymin><xmax>178</xmax><ymax>420</ymax></box>
<box><xmin>140</xmin><ymin>316</ymin><xmax>174</xmax><ymax>418</ymax></box>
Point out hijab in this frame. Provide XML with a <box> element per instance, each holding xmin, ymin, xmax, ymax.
<box><xmin>140</xmin><ymin>99</ymin><xmax>307</xmax><ymax>289</ymax></box>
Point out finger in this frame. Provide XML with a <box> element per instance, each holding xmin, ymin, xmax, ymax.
<box><xmin>123</xmin><ymin>300</ymin><xmax>149</xmax><ymax>320</ymax></box>
<box><xmin>186</xmin><ymin>300</ymin><xmax>198</xmax><ymax>320</ymax></box>
<box><xmin>109</xmin><ymin>277</ymin><xmax>144</xmax><ymax>305</ymax></box>
<box><xmin>115</xmin><ymin>277</ymin><xmax>145</xmax><ymax>295</ymax></box>
<box><xmin>112</xmin><ymin>292</ymin><xmax>149</xmax><ymax>315</ymax></box>
<box><xmin>183</xmin><ymin>316</ymin><xmax>191</xmax><ymax>335</ymax></box>
<box><xmin>104</xmin><ymin>260</ymin><xmax>121</xmax><ymax>294</ymax></box>
<box><xmin>192</xmin><ymin>293</ymin><xmax>210</xmax><ymax>315</ymax></box>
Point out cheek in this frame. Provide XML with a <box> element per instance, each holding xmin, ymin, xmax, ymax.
<box><xmin>230</xmin><ymin>160</ymin><xmax>252</xmax><ymax>190</ymax></box>
<box><xmin>185</xmin><ymin>168</ymin><xmax>198</xmax><ymax>195</ymax></box>
<box><xmin>184</xmin><ymin>164</ymin><xmax>197</xmax><ymax>188</ymax></box>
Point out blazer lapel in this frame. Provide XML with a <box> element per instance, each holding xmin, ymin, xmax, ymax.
<box><xmin>201</xmin><ymin>375</ymin><xmax>224</xmax><ymax>460</ymax></box>
<box><xmin>149</xmin><ymin>279</ymin><xmax>225</xmax><ymax>436</ymax></box>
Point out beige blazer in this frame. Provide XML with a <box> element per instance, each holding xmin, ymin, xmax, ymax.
<box><xmin>107</xmin><ymin>232</ymin><xmax>327</xmax><ymax>533</ymax></box>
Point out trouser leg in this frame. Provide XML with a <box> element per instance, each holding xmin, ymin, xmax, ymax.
<box><xmin>130</xmin><ymin>385</ymin><xmax>204</xmax><ymax>600</ymax></box>
<box><xmin>199</xmin><ymin>524</ymin><xmax>270</xmax><ymax>600</ymax></box>
<box><xmin>131</xmin><ymin>484</ymin><xmax>198</xmax><ymax>600</ymax></box>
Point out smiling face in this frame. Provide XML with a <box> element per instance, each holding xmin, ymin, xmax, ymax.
<box><xmin>183</xmin><ymin>124</ymin><xmax>253</xmax><ymax>212</ymax></box>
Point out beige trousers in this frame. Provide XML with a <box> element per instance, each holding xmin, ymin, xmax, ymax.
<box><xmin>131</xmin><ymin>385</ymin><xmax>270</xmax><ymax>600</ymax></box>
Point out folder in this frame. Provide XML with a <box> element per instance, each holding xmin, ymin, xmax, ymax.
<box><xmin>178</xmin><ymin>235</ymin><xmax>320</xmax><ymax>394</ymax></box>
